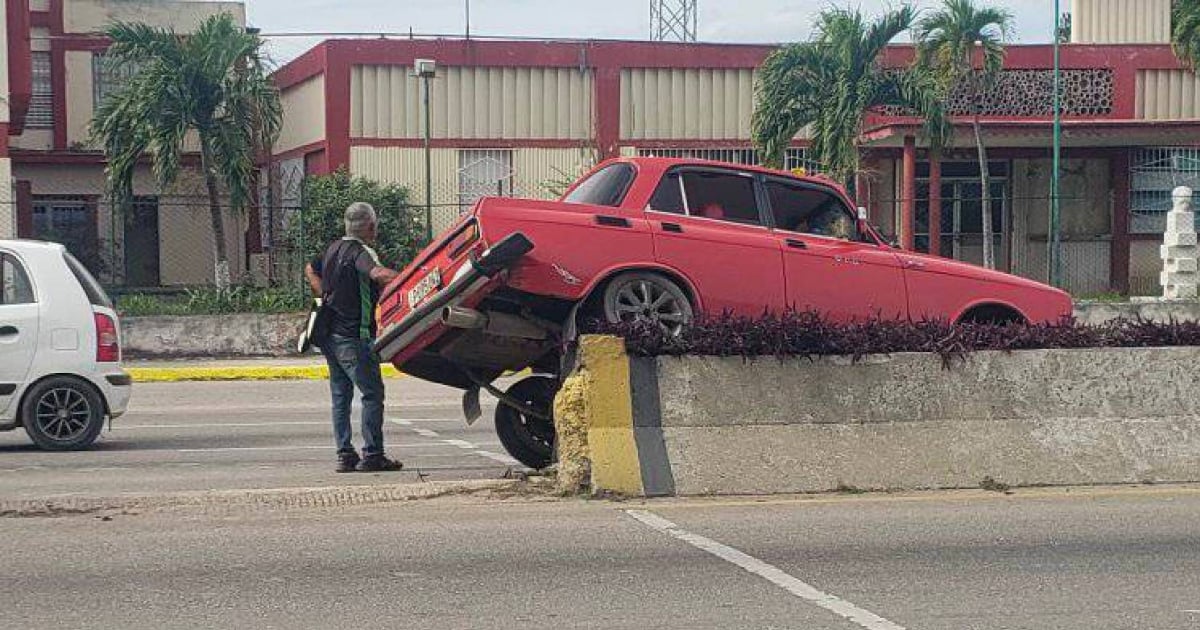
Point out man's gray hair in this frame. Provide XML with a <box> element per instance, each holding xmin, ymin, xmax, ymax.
<box><xmin>344</xmin><ymin>202</ymin><xmax>378</xmax><ymax>238</ymax></box>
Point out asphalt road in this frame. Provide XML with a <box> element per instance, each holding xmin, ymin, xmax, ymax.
<box><xmin>0</xmin><ymin>378</ymin><xmax>523</xmax><ymax>500</ymax></box>
<box><xmin>2</xmin><ymin>486</ymin><xmax>1199</xmax><ymax>629</ymax></box>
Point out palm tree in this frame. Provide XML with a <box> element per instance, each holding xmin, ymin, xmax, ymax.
<box><xmin>91</xmin><ymin>13</ymin><xmax>281</xmax><ymax>289</ymax></box>
<box><xmin>1173</xmin><ymin>0</ymin><xmax>1200</xmax><ymax>69</ymax></box>
<box><xmin>915</xmin><ymin>0</ymin><xmax>1013</xmax><ymax>270</ymax></box>
<box><xmin>753</xmin><ymin>5</ymin><xmax>948</xmax><ymax>191</ymax></box>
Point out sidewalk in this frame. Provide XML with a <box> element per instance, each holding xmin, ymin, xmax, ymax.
<box><xmin>125</xmin><ymin>355</ymin><xmax>406</xmax><ymax>382</ymax></box>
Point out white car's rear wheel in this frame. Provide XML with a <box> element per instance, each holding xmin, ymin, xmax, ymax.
<box><xmin>21</xmin><ymin>376</ymin><xmax>105</xmax><ymax>451</ymax></box>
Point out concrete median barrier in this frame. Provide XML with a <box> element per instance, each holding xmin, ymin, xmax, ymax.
<box><xmin>555</xmin><ymin>335</ymin><xmax>1200</xmax><ymax>496</ymax></box>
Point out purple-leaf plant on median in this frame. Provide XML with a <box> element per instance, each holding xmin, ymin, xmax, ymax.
<box><xmin>590</xmin><ymin>311</ymin><xmax>1200</xmax><ymax>368</ymax></box>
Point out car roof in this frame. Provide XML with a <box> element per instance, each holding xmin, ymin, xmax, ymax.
<box><xmin>615</xmin><ymin>156</ymin><xmax>844</xmax><ymax>189</ymax></box>
<box><xmin>0</xmin><ymin>239</ymin><xmax>68</xmax><ymax>255</ymax></box>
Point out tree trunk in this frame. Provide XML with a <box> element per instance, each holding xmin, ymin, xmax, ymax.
<box><xmin>199</xmin><ymin>139</ymin><xmax>231</xmax><ymax>291</ymax></box>
<box><xmin>972</xmin><ymin>72</ymin><xmax>995</xmax><ymax>270</ymax></box>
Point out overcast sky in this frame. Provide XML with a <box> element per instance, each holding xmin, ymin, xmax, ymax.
<box><xmin>245</xmin><ymin>1</ymin><xmax>1062</xmax><ymax>66</ymax></box>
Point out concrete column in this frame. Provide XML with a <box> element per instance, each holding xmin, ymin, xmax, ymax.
<box><xmin>1110</xmin><ymin>150</ymin><xmax>1132</xmax><ymax>295</ymax></box>
<box><xmin>1161</xmin><ymin>186</ymin><xmax>1198</xmax><ymax>299</ymax></box>
<box><xmin>0</xmin><ymin>158</ymin><xmax>12</xmax><ymax>239</ymax></box>
<box><xmin>901</xmin><ymin>136</ymin><xmax>917</xmax><ymax>251</ymax></box>
<box><xmin>929</xmin><ymin>151</ymin><xmax>942</xmax><ymax>257</ymax></box>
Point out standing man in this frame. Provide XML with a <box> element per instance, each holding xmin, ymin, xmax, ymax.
<box><xmin>305</xmin><ymin>202</ymin><xmax>402</xmax><ymax>473</ymax></box>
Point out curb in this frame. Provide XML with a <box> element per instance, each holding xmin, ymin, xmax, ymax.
<box><xmin>127</xmin><ymin>364</ymin><xmax>406</xmax><ymax>383</ymax></box>
<box><xmin>0</xmin><ymin>479</ymin><xmax>543</xmax><ymax>517</ymax></box>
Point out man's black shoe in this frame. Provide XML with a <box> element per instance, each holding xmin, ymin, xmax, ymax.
<box><xmin>336</xmin><ymin>452</ymin><xmax>361</xmax><ymax>473</ymax></box>
<box><xmin>358</xmin><ymin>454</ymin><xmax>403</xmax><ymax>472</ymax></box>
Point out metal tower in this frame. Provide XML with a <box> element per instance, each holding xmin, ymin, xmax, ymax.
<box><xmin>650</xmin><ymin>0</ymin><xmax>698</xmax><ymax>42</ymax></box>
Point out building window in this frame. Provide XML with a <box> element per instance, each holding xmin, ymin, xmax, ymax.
<box><xmin>457</xmin><ymin>149</ymin><xmax>515</xmax><ymax>214</ymax></box>
<box><xmin>31</xmin><ymin>196</ymin><xmax>101</xmax><ymax>275</ymax></box>
<box><xmin>1130</xmin><ymin>148</ymin><xmax>1200</xmax><ymax>234</ymax></box>
<box><xmin>28</xmin><ymin>52</ymin><xmax>54</xmax><ymax>129</ymax></box>
<box><xmin>92</xmin><ymin>53</ymin><xmax>141</xmax><ymax>107</ymax></box>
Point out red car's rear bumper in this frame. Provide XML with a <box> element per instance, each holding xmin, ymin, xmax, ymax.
<box><xmin>373</xmin><ymin>233</ymin><xmax>534</xmax><ymax>364</ymax></box>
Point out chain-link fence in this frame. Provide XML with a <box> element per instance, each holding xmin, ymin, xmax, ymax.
<box><xmin>10</xmin><ymin>151</ymin><xmax>1184</xmax><ymax>301</ymax></box>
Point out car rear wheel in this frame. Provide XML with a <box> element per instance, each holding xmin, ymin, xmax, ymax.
<box><xmin>21</xmin><ymin>376</ymin><xmax>106</xmax><ymax>451</ymax></box>
<box><xmin>602</xmin><ymin>272</ymin><xmax>694</xmax><ymax>335</ymax></box>
<box><xmin>494</xmin><ymin>375</ymin><xmax>558</xmax><ymax>470</ymax></box>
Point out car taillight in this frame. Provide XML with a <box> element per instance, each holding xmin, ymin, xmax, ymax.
<box><xmin>95</xmin><ymin>312</ymin><xmax>120</xmax><ymax>363</ymax></box>
<box><xmin>448</xmin><ymin>222</ymin><xmax>481</xmax><ymax>259</ymax></box>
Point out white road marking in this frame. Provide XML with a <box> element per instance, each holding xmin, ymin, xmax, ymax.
<box><xmin>389</xmin><ymin>417</ymin><xmax>523</xmax><ymax>467</ymax></box>
<box><xmin>625</xmin><ymin>509</ymin><xmax>906</xmax><ymax>630</ymax></box>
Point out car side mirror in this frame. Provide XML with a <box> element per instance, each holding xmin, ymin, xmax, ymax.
<box><xmin>857</xmin><ymin>206</ymin><xmax>868</xmax><ymax>221</ymax></box>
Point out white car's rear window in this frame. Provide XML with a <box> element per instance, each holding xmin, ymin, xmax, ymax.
<box><xmin>64</xmin><ymin>253</ymin><xmax>112</xmax><ymax>308</ymax></box>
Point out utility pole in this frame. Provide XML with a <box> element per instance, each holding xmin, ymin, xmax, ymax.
<box><xmin>465</xmin><ymin>0</ymin><xmax>470</xmax><ymax>39</ymax></box>
<box><xmin>1049</xmin><ymin>0</ymin><xmax>1064</xmax><ymax>287</ymax></box>
<box><xmin>415</xmin><ymin>59</ymin><xmax>437</xmax><ymax>243</ymax></box>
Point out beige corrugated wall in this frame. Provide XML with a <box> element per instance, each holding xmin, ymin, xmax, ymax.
<box><xmin>1071</xmin><ymin>0</ymin><xmax>1171</xmax><ymax>44</ymax></box>
<box><xmin>620</xmin><ymin>68</ymin><xmax>758</xmax><ymax>140</ymax></box>
<box><xmin>1136</xmin><ymin>69</ymin><xmax>1200</xmax><ymax>119</ymax></box>
<box><xmin>350</xmin><ymin>65</ymin><xmax>594</xmax><ymax>140</ymax></box>
<box><xmin>276</xmin><ymin>75</ymin><xmax>326</xmax><ymax>154</ymax></box>
<box><xmin>349</xmin><ymin>146</ymin><xmax>596</xmax><ymax>232</ymax></box>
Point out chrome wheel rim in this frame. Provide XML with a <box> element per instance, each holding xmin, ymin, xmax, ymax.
<box><xmin>35</xmin><ymin>388</ymin><xmax>92</xmax><ymax>442</ymax></box>
<box><xmin>612</xmin><ymin>279</ymin><xmax>691</xmax><ymax>334</ymax></box>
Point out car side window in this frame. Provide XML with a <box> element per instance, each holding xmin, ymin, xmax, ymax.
<box><xmin>0</xmin><ymin>253</ymin><xmax>36</xmax><ymax>305</ymax></box>
<box><xmin>680</xmin><ymin>170</ymin><xmax>762</xmax><ymax>225</ymax></box>
<box><xmin>766</xmin><ymin>180</ymin><xmax>862</xmax><ymax>242</ymax></box>
<box><xmin>648</xmin><ymin>171</ymin><xmax>685</xmax><ymax>214</ymax></box>
<box><xmin>562</xmin><ymin>163</ymin><xmax>636</xmax><ymax>207</ymax></box>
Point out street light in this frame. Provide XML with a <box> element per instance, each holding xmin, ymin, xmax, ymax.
<box><xmin>1049</xmin><ymin>1</ymin><xmax>1064</xmax><ymax>287</ymax></box>
<box><xmin>415</xmin><ymin>58</ymin><xmax>437</xmax><ymax>243</ymax></box>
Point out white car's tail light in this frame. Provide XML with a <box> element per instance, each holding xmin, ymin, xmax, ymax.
<box><xmin>95</xmin><ymin>312</ymin><xmax>120</xmax><ymax>363</ymax></box>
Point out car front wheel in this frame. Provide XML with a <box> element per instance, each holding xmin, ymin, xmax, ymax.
<box><xmin>21</xmin><ymin>376</ymin><xmax>106</xmax><ymax>451</ymax></box>
<box><xmin>601</xmin><ymin>271</ymin><xmax>694</xmax><ymax>335</ymax></box>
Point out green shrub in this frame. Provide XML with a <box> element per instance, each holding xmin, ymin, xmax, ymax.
<box><xmin>288</xmin><ymin>169</ymin><xmax>425</xmax><ymax>270</ymax></box>
<box><xmin>116</xmin><ymin>286</ymin><xmax>306</xmax><ymax>316</ymax></box>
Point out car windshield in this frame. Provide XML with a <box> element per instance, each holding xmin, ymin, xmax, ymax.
<box><xmin>64</xmin><ymin>252</ymin><xmax>113</xmax><ymax>308</ymax></box>
<box><xmin>562</xmin><ymin>163</ymin><xmax>636</xmax><ymax>207</ymax></box>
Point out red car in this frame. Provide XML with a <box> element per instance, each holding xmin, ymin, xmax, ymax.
<box><xmin>374</xmin><ymin>157</ymin><xmax>1072</xmax><ymax>467</ymax></box>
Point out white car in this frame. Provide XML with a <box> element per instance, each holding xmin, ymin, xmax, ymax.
<box><xmin>0</xmin><ymin>240</ymin><xmax>130</xmax><ymax>450</ymax></box>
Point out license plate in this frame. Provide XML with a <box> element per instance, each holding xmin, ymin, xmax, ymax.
<box><xmin>407</xmin><ymin>268</ymin><xmax>442</xmax><ymax>309</ymax></box>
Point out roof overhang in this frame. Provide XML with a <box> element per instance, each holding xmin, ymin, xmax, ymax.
<box><xmin>862</xmin><ymin>119</ymin><xmax>1200</xmax><ymax>149</ymax></box>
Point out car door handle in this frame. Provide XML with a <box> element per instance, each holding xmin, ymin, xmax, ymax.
<box><xmin>785</xmin><ymin>238</ymin><xmax>808</xmax><ymax>249</ymax></box>
<box><xmin>904</xmin><ymin>259</ymin><xmax>927</xmax><ymax>269</ymax></box>
<box><xmin>661</xmin><ymin>222</ymin><xmax>684</xmax><ymax>233</ymax></box>
<box><xmin>595</xmin><ymin>215</ymin><xmax>631</xmax><ymax>228</ymax></box>
<box><xmin>0</xmin><ymin>326</ymin><xmax>17</xmax><ymax>337</ymax></box>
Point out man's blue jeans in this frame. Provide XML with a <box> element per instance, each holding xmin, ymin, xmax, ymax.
<box><xmin>320</xmin><ymin>335</ymin><xmax>386</xmax><ymax>456</ymax></box>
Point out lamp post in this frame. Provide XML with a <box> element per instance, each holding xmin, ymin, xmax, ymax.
<box><xmin>415</xmin><ymin>59</ymin><xmax>437</xmax><ymax>243</ymax></box>
<box><xmin>1049</xmin><ymin>1</ymin><xmax>1064</xmax><ymax>287</ymax></box>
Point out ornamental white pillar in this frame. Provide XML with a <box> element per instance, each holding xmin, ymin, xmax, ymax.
<box><xmin>1161</xmin><ymin>186</ymin><xmax>1198</xmax><ymax>299</ymax></box>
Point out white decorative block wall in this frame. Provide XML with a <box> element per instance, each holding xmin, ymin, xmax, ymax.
<box><xmin>1161</xmin><ymin>186</ymin><xmax>1198</xmax><ymax>299</ymax></box>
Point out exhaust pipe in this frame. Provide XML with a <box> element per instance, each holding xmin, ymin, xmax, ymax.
<box><xmin>441</xmin><ymin>305</ymin><xmax>487</xmax><ymax>330</ymax></box>
<box><xmin>441</xmin><ymin>306</ymin><xmax>548</xmax><ymax>340</ymax></box>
